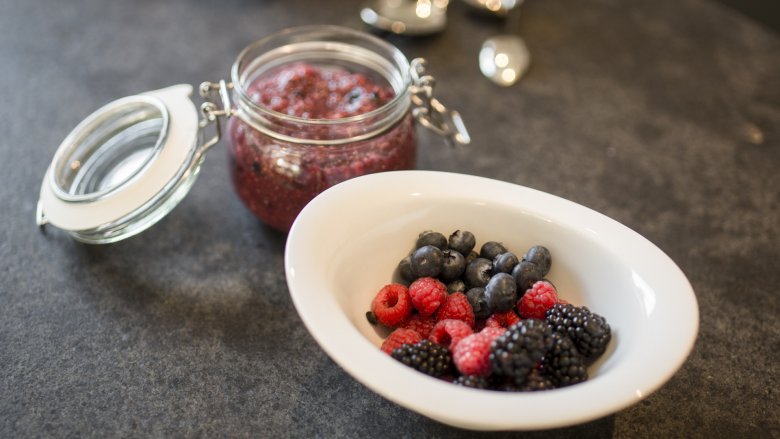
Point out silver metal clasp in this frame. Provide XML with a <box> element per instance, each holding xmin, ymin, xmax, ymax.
<box><xmin>409</xmin><ymin>58</ymin><xmax>470</xmax><ymax>146</ymax></box>
<box><xmin>197</xmin><ymin>80</ymin><xmax>235</xmax><ymax>156</ymax></box>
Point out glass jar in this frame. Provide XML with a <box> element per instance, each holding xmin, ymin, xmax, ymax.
<box><xmin>37</xmin><ymin>25</ymin><xmax>468</xmax><ymax>243</ymax></box>
<box><xmin>225</xmin><ymin>26</ymin><xmax>417</xmax><ymax>231</ymax></box>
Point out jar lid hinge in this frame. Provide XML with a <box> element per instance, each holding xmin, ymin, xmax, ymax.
<box><xmin>409</xmin><ymin>58</ymin><xmax>471</xmax><ymax>146</ymax></box>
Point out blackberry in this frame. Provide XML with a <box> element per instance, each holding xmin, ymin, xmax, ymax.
<box><xmin>524</xmin><ymin>245</ymin><xmax>552</xmax><ymax>276</ymax></box>
<box><xmin>493</xmin><ymin>252</ymin><xmax>519</xmax><ymax>274</ymax></box>
<box><xmin>485</xmin><ymin>273</ymin><xmax>518</xmax><ymax>313</ymax></box>
<box><xmin>448</xmin><ymin>230</ymin><xmax>476</xmax><ymax>255</ymax></box>
<box><xmin>411</xmin><ymin>245</ymin><xmax>443</xmax><ymax>278</ymax></box>
<box><xmin>546</xmin><ymin>303</ymin><xmax>612</xmax><ymax>359</ymax></box>
<box><xmin>440</xmin><ymin>249</ymin><xmax>466</xmax><ymax>282</ymax></box>
<box><xmin>489</xmin><ymin>319</ymin><xmax>554</xmax><ymax>386</ymax></box>
<box><xmin>541</xmin><ymin>333</ymin><xmax>588</xmax><ymax>387</ymax></box>
<box><xmin>480</xmin><ymin>241</ymin><xmax>507</xmax><ymax>260</ymax></box>
<box><xmin>520</xmin><ymin>369</ymin><xmax>556</xmax><ymax>392</ymax></box>
<box><xmin>416</xmin><ymin>230</ymin><xmax>448</xmax><ymax>250</ymax></box>
<box><xmin>454</xmin><ymin>374</ymin><xmax>490</xmax><ymax>389</ymax></box>
<box><xmin>493</xmin><ymin>380</ymin><xmax>521</xmax><ymax>392</ymax></box>
<box><xmin>391</xmin><ymin>340</ymin><xmax>453</xmax><ymax>378</ymax></box>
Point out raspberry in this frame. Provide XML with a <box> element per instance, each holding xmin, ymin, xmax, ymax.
<box><xmin>435</xmin><ymin>292</ymin><xmax>475</xmax><ymax>327</ymax></box>
<box><xmin>400</xmin><ymin>314</ymin><xmax>436</xmax><ymax>339</ymax></box>
<box><xmin>518</xmin><ymin>281</ymin><xmax>559</xmax><ymax>320</ymax></box>
<box><xmin>452</xmin><ymin>332</ymin><xmax>494</xmax><ymax>376</ymax></box>
<box><xmin>479</xmin><ymin>326</ymin><xmax>506</xmax><ymax>344</ymax></box>
<box><xmin>409</xmin><ymin>277</ymin><xmax>447</xmax><ymax>316</ymax></box>
<box><xmin>485</xmin><ymin>310</ymin><xmax>521</xmax><ymax>329</ymax></box>
<box><xmin>430</xmin><ymin>319</ymin><xmax>473</xmax><ymax>351</ymax></box>
<box><xmin>371</xmin><ymin>284</ymin><xmax>412</xmax><ymax>327</ymax></box>
<box><xmin>381</xmin><ymin>328</ymin><xmax>422</xmax><ymax>354</ymax></box>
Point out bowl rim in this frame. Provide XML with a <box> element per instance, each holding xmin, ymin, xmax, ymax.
<box><xmin>285</xmin><ymin>170</ymin><xmax>699</xmax><ymax>430</ymax></box>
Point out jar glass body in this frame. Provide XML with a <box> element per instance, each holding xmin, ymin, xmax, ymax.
<box><xmin>227</xmin><ymin>26</ymin><xmax>416</xmax><ymax>231</ymax></box>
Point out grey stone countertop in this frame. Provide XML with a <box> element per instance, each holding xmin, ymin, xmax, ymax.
<box><xmin>1</xmin><ymin>0</ymin><xmax>778</xmax><ymax>437</ymax></box>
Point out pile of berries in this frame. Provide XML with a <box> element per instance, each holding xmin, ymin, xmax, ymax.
<box><xmin>366</xmin><ymin>229</ymin><xmax>612</xmax><ymax>392</ymax></box>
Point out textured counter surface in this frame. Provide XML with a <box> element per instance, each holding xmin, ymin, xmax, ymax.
<box><xmin>1</xmin><ymin>0</ymin><xmax>778</xmax><ymax>437</ymax></box>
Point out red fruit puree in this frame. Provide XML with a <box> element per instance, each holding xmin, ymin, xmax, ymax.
<box><xmin>227</xmin><ymin>63</ymin><xmax>416</xmax><ymax>231</ymax></box>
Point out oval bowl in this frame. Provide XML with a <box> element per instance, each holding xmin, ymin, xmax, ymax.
<box><xmin>285</xmin><ymin>170</ymin><xmax>698</xmax><ymax>430</ymax></box>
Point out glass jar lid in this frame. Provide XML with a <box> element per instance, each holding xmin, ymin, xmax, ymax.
<box><xmin>37</xmin><ymin>84</ymin><xmax>202</xmax><ymax>244</ymax></box>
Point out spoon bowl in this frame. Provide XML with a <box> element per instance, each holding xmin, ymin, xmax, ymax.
<box><xmin>479</xmin><ymin>35</ymin><xmax>531</xmax><ymax>86</ymax></box>
<box><xmin>361</xmin><ymin>0</ymin><xmax>448</xmax><ymax>36</ymax></box>
<box><xmin>460</xmin><ymin>0</ymin><xmax>523</xmax><ymax>16</ymax></box>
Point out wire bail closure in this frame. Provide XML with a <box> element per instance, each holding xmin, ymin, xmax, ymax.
<box><xmin>409</xmin><ymin>58</ymin><xmax>471</xmax><ymax>146</ymax></box>
<box><xmin>198</xmin><ymin>80</ymin><xmax>235</xmax><ymax>156</ymax></box>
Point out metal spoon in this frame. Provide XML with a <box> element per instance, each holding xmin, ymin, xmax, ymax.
<box><xmin>479</xmin><ymin>35</ymin><xmax>530</xmax><ymax>86</ymax></box>
<box><xmin>360</xmin><ymin>0</ymin><xmax>449</xmax><ymax>36</ymax></box>
<box><xmin>460</xmin><ymin>0</ymin><xmax>523</xmax><ymax>17</ymax></box>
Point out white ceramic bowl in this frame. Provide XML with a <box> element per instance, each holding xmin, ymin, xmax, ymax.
<box><xmin>285</xmin><ymin>170</ymin><xmax>698</xmax><ymax>431</ymax></box>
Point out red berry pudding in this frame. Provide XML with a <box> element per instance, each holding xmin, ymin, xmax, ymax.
<box><xmin>227</xmin><ymin>62</ymin><xmax>416</xmax><ymax>232</ymax></box>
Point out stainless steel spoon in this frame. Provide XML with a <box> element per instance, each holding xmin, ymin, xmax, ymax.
<box><xmin>460</xmin><ymin>0</ymin><xmax>523</xmax><ymax>17</ymax></box>
<box><xmin>360</xmin><ymin>0</ymin><xmax>449</xmax><ymax>36</ymax></box>
<box><xmin>479</xmin><ymin>35</ymin><xmax>530</xmax><ymax>86</ymax></box>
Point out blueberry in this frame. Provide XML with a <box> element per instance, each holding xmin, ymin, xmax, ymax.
<box><xmin>440</xmin><ymin>249</ymin><xmax>466</xmax><ymax>282</ymax></box>
<box><xmin>416</xmin><ymin>230</ymin><xmax>448</xmax><ymax>250</ymax></box>
<box><xmin>493</xmin><ymin>252</ymin><xmax>519</xmax><ymax>274</ymax></box>
<box><xmin>411</xmin><ymin>245</ymin><xmax>443</xmax><ymax>278</ymax></box>
<box><xmin>524</xmin><ymin>245</ymin><xmax>552</xmax><ymax>276</ymax></box>
<box><xmin>464</xmin><ymin>258</ymin><xmax>493</xmax><ymax>288</ymax></box>
<box><xmin>465</xmin><ymin>250</ymin><xmax>479</xmax><ymax>264</ymax></box>
<box><xmin>447</xmin><ymin>279</ymin><xmax>467</xmax><ymax>294</ymax></box>
<box><xmin>397</xmin><ymin>255</ymin><xmax>416</xmax><ymax>283</ymax></box>
<box><xmin>466</xmin><ymin>287</ymin><xmax>491</xmax><ymax>319</ymax></box>
<box><xmin>448</xmin><ymin>230</ymin><xmax>476</xmax><ymax>255</ymax></box>
<box><xmin>485</xmin><ymin>273</ymin><xmax>518</xmax><ymax>313</ymax></box>
<box><xmin>480</xmin><ymin>241</ymin><xmax>507</xmax><ymax>260</ymax></box>
<box><xmin>512</xmin><ymin>260</ymin><xmax>543</xmax><ymax>293</ymax></box>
